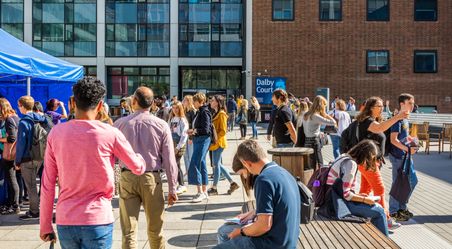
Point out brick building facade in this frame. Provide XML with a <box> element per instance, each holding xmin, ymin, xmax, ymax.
<box><xmin>251</xmin><ymin>0</ymin><xmax>452</xmax><ymax>112</ymax></box>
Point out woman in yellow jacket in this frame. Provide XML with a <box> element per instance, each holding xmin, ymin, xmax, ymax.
<box><xmin>207</xmin><ymin>95</ymin><xmax>240</xmax><ymax>195</ymax></box>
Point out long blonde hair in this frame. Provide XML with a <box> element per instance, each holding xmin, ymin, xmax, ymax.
<box><xmin>250</xmin><ymin>96</ymin><xmax>260</xmax><ymax>110</ymax></box>
<box><xmin>241</xmin><ymin>99</ymin><xmax>249</xmax><ymax>110</ymax></box>
<box><xmin>0</xmin><ymin>98</ymin><xmax>16</xmax><ymax>119</ymax></box>
<box><xmin>183</xmin><ymin>95</ymin><xmax>195</xmax><ymax>112</ymax></box>
<box><xmin>171</xmin><ymin>101</ymin><xmax>186</xmax><ymax>118</ymax></box>
<box><xmin>297</xmin><ymin>101</ymin><xmax>309</xmax><ymax>117</ymax></box>
<box><xmin>304</xmin><ymin>95</ymin><xmax>328</xmax><ymax>120</ymax></box>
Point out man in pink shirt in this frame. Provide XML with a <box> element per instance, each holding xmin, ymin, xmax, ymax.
<box><xmin>114</xmin><ymin>86</ymin><xmax>178</xmax><ymax>249</ymax></box>
<box><xmin>40</xmin><ymin>77</ymin><xmax>146</xmax><ymax>249</ymax></box>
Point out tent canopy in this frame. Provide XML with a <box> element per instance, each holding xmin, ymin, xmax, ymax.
<box><xmin>0</xmin><ymin>28</ymin><xmax>83</xmax><ymax>83</ymax></box>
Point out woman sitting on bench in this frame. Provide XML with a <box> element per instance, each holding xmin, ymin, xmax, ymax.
<box><xmin>322</xmin><ymin>139</ymin><xmax>389</xmax><ymax>236</ymax></box>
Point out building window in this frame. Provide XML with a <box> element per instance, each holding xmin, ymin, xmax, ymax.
<box><xmin>0</xmin><ymin>0</ymin><xmax>24</xmax><ymax>40</ymax></box>
<box><xmin>105</xmin><ymin>0</ymin><xmax>170</xmax><ymax>57</ymax></box>
<box><xmin>367</xmin><ymin>50</ymin><xmax>389</xmax><ymax>73</ymax></box>
<box><xmin>84</xmin><ymin>66</ymin><xmax>97</xmax><ymax>77</ymax></box>
<box><xmin>319</xmin><ymin>0</ymin><xmax>341</xmax><ymax>21</ymax></box>
<box><xmin>179</xmin><ymin>0</ymin><xmax>243</xmax><ymax>57</ymax></box>
<box><xmin>273</xmin><ymin>0</ymin><xmax>294</xmax><ymax>21</ymax></box>
<box><xmin>107</xmin><ymin>66</ymin><xmax>170</xmax><ymax>99</ymax></box>
<box><xmin>181</xmin><ymin>67</ymin><xmax>242</xmax><ymax>91</ymax></box>
<box><xmin>415</xmin><ymin>0</ymin><xmax>437</xmax><ymax>21</ymax></box>
<box><xmin>414</xmin><ymin>50</ymin><xmax>437</xmax><ymax>73</ymax></box>
<box><xmin>32</xmin><ymin>0</ymin><xmax>97</xmax><ymax>57</ymax></box>
<box><xmin>367</xmin><ymin>0</ymin><xmax>389</xmax><ymax>21</ymax></box>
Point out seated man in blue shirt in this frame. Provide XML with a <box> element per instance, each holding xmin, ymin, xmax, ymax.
<box><xmin>214</xmin><ymin>140</ymin><xmax>301</xmax><ymax>249</ymax></box>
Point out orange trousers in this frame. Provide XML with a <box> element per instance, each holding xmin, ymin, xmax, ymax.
<box><xmin>358</xmin><ymin>164</ymin><xmax>390</xmax><ymax>219</ymax></box>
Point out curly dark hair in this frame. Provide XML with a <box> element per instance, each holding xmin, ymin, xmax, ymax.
<box><xmin>72</xmin><ymin>76</ymin><xmax>106</xmax><ymax>112</ymax></box>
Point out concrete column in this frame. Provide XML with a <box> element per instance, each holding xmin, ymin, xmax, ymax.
<box><xmin>23</xmin><ymin>0</ymin><xmax>32</xmax><ymax>45</ymax></box>
<box><xmin>97</xmin><ymin>0</ymin><xmax>106</xmax><ymax>86</ymax></box>
<box><xmin>170</xmin><ymin>0</ymin><xmax>179</xmax><ymax>97</ymax></box>
<box><xmin>245</xmin><ymin>0</ymin><xmax>253</xmax><ymax>99</ymax></box>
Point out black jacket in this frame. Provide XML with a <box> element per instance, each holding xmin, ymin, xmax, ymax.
<box><xmin>193</xmin><ymin>105</ymin><xmax>212</xmax><ymax>136</ymax></box>
<box><xmin>186</xmin><ymin>109</ymin><xmax>196</xmax><ymax>130</ymax></box>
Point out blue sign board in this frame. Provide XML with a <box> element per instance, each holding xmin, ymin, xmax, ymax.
<box><xmin>255</xmin><ymin>77</ymin><xmax>287</xmax><ymax>104</ymax></box>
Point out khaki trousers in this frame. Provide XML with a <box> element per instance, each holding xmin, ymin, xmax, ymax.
<box><xmin>119</xmin><ymin>171</ymin><xmax>165</xmax><ymax>249</ymax></box>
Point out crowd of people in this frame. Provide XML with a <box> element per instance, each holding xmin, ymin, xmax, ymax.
<box><xmin>0</xmin><ymin>76</ymin><xmax>421</xmax><ymax>248</ymax></box>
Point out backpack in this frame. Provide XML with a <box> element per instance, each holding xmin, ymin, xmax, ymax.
<box><xmin>307</xmin><ymin>156</ymin><xmax>352</xmax><ymax>207</ymax></box>
<box><xmin>339</xmin><ymin>121</ymin><xmax>360</xmax><ymax>154</ymax></box>
<box><xmin>30</xmin><ymin>122</ymin><xmax>49</xmax><ymax>161</ymax></box>
<box><xmin>296</xmin><ymin>177</ymin><xmax>315</xmax><ymax>224</ymax></box>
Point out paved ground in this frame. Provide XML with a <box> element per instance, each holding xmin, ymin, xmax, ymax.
<box><xmin>0</xmin><ymin>125</ymin><xmax>452</xmax><ymax>249</ymax></box>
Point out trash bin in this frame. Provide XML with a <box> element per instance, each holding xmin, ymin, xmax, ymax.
<box><xmin>268</xmin><ymin>147</ymin><xmax>314</xmax><ymax>184</ymax></box>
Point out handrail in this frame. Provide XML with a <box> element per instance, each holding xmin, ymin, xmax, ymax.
<box><xmin>347</xmin><ymin>111</ymin><xmax>452</xmax><ymax>126</ymax></box>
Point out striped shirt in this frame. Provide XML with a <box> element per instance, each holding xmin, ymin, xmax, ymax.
<box><xmin>326</xmin><ymin>156</ymin><xmax>358</xmax><ymax>201</ymax></box>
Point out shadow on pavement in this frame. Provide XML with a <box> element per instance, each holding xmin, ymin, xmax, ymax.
<box><xmin>411</xmin><ymin>153</ymin><xmax>452</xmax><ymax>185</ymax></box>
<box><xmin>166</xmin><ymin>202</ymin><xmax>244</xmax><ymax>213</ymax></box>
<box><xmin>167</xmin><ymin>233</ymin><xmax>217</xmax><ymax>248</ymax></box>
<box><xmin>182</xmin><ymin>211</ymin><xmax>239</xmax><ymax>221</ymax></box>
<box><xmin>413</xmin><ymin>215</ymin><xmax>452</xmax><ymax>224</ymax></box>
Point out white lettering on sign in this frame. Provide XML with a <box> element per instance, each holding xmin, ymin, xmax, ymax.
<box><xmin>256</xmin><ymin>78</ymin><xmax>276</xmax><ymax>93</ymax></box>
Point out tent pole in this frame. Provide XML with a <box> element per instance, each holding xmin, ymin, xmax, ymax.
<box><xmin>27</xmin><ymin>77</ymin><xmax>31</xmax><ymax>96</ymax></box>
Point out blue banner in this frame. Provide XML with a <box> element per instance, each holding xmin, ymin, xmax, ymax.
<box><xmin>255</xmin><ymin>77</ymin><xmax>286</xmax><ymax>104</ymax></box>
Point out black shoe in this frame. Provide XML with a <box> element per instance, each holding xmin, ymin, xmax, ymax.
<box><xmin>1</xmin><ymin>207</ymin><xmax>20</xmax><ymax>215</ymax></box>
<box><xmin>390</xmin><ymin>211</ymin><xmax>409</xmax><ymax>222</ymax></box>
<box><xmin>227</xmin><ymin>182</ymin><xmax>240</xmax><ymax>195</ymax></box>
<box><xmin>399</xmin><ymin>209</ymin><xmax>414</xmax><ymax>219</ymax></box>
<box><xmin>207</xmin><ymin>188</ymin><xmax>218</xmax><ymax>196</ymax></box>
<box><xmin>19</xmin><ymin>211</ymin><xmax>39</xmax><ymax>220</ymax></box>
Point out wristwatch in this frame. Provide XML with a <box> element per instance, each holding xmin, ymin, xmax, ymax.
<box><xmin>240</xmin><ymin>228</ymin><xmax>247</xmax><ymax>237</ymax></box>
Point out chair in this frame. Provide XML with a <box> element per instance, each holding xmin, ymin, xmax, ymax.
<box><xmin>416</xmin><ymin>122</ymin><xmax>431</xmax><ymax>154</ymax></box>
<box><xmin>442</xmin><ymin>124</ymin><xmax>452</xmax><ymax>159</ymax></box>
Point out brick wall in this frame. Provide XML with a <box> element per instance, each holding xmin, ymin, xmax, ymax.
<box><xmin>252</xmin><ymin>0</ymin><xmax>452</xmax><ymax>112</ymax></box>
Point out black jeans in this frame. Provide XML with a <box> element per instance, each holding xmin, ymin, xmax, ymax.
<box><xmin>16</xmin><ymin>170</ymin><xmax>26</xmax><ymax>203</ymax></box>
<box><xmin>1</xmin><ymin>159</ymin><xmax>19</xmax><ymax>208</ymax></box>
<box><xmin>240</xmin><ymin>124</ymin><xmax>247</xmax><ymax>138</ymax></box>
<box><xmin>304</xmin><ymin>137</ymin><xmax>323</xmax><ymax>170</ymax></box>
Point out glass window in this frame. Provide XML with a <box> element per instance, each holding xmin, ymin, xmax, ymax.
<box><xmin>107</xmin><ymin>66</ymin><xmax>170</xmax><ymax>99</ymax></box>
<box><xmin>227</xmin><ymin>69</ymin><xmax>241</xmax><ymax>89</ymax></box>
<box><xmin>220</xmin><ymin>24</ymin><xmax>241</xmax><ymax>41</ymax></box>
<box><xmin>182</xmin><ymin>68</ymin><xmax>197</xmax><ymax>89</ymax></box>
<box><xmin>320</xmin><ymin>0</ymin><xmax>341</xmax><ymax>21</ymax></box>
<box><xmin>1</xmin><ymin>3</ymin><xmax>23</xmax><ymax>23</ymax></box>
<box><xmin>115</xmin><ymin>24</ymin><xmax>137</xmax><ymax>42</ymax></box>
<box><xmin>212</xmin><ymin>69</ymin><xmax>227</xmax><ymax>89</ymax></box>
<box><xmin>221</xmin><ymin>42</ymin><xmax>241</xmax><ymax>57</ymax></box>
<box><xmin>367</xmin><ymin>51</ymin><xmax>389</xmax><ymax>73</ymax></box>
<box><xmin>415</xmin><ymin>0</ymin><xmax>437</xmax><ymax>21</ymax></box>
<box><xmin>33</xmin><ymin>1</ymin><xmax>96</xmax><ymax>56</ymax></box>
<box><xmin>1</xmin><ymin>23</ymin><xmax>23</xmax><ymax>40</ymax></box>
<box><xmin>272</xmin><ymin>0</ymin><xmax>294</xmax><ymax>21</ymax></box>
<box><xmin>115</xmin><ymin>3</ymin><xmax>137</xmax><ymax>23</ymax></box>
<box><xmin>367</xmin><ymin>0</ymin><xmax>389</xmax><ymax>21</ymax></box>
<box><xmin>115</xmin><ymin>42</ymin><xmax>137</xmax><ymax>56</ymax></box>
<box><xmin>74</xmin><ymin>3</ymin><xmax>96</xmax><ymax>23</ymax></box>
<box><xmin>147</xmin><ymin>4</ymin><xmax>169</xmax><ymax>23</ymax></box>
<box><xmin>197</xmin><ymin>69</ymin><xmax>212</xmax><ymax>89</ymax></box>
<box><xmin>221</xmin><ymin>4</ymin><xmax>242</xmax><ymax>23</ymax></box>
<box><xmin>42</xmin><ymin>3</ymin><xmax>64</xmax><ymax>23</ymax></box>
<box><xmin>189</xmin><ymin>4</ymin><xmax>211</xmax><ymax>23</ymax></box>
<box><xmin>414</xmin><ymin>51</ymin><xmax>437</xmax><ymax>73</ymax></box>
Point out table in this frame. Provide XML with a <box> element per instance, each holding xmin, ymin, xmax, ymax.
<box><xmin>268</xmin><ymin>147</ymin><xmax>314</xmax><ymax>184</ymax></box>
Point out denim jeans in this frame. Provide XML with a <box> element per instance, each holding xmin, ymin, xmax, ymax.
<box><xmin>183</xmin><ymin>140</ymin><xmax>194</xmax><ymax>174</ymax></box>
<box><xmin>227</xmin><ymin>112</ymin><xmax>236</xmax><ymax>131</ymax></box>
<box><xmin>212</xmin><ymin>147</ymin><xmax>233</xmax><ymax>186</ymax></box>
<box><xmin>213</xmin><ymin>224</ymin><xmax>256</xmax><ymax>249</ymax></box>
<box><xmin>250</xmin><ymin>122</ymin><xmax>258</xmax><ymax>138</ymax></box>
<box><xmin>57</xmin><ymin>223</ymin><xmax>113</xmax><ymax>249</ymax></box>
<box><xmin>330</xmin><ymin>135</ymin><xmax>341</xmax><ymax>159</ymax></box>
<box><xmin>188</xmin><ymin>135</ymin><xmax>211</xmax><ymax>185</ymax></box>
<box><xmin>388</xmin><ymin>154</ymin><xmax>408</xmax><ymax>214</ymax></box>
<box><xmin>276</xmin><ymin>143</ymin><xmax>294</xmax><ymax>148</ymax></box>
<box><xmin>345</xmin><ymin>201</ymin><xmax>389</xmax><ymax>236</ymax></box>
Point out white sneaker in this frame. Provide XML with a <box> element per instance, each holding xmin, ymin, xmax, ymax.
<box><xmin>203</xmin><ymin>192</ymin><xmax>209</xmax><ymax>199</ymax></box>
<box><xmin>388</xmin><ymin>218</ymin><xmax>402</xmax><ymax>230</ymax></box>
<box><xmin>160</xmin><ymin>173</ymin><xmax>167</xmax><ymax>181</ymax></box>
<box><xmin>192</xmin><ymin>192</ymin><xmax>207</xmax><ymax>203</ymax></box>
<box><xmin>176</xmin><ymin>186</ymin><xmax>187</xmax><ymax>195</ymax></box>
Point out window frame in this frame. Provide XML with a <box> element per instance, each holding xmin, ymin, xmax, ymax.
<box><xmin>105</xmin><ymin>1</ymin><xmax>171</xmax><ymax>57</ymax></box>
<box><xmin>319</xmin><ymin>0</ymin><xmax>342</xmax><ymax>21</ymax></box>
<box><xmin>413</xmin><ymin>50</ymin><xmax>438</xmax><ymax>73</ymax></box>
<box><xmin>414</xmin><ymin>0</ymin><xmax>438</xmax><ymax>22</ymax></box>
<box><xmin>366</xmin><ymin>0</ymin><xmax>390</xmax><ymax>21</ymax></box>
<box><xmin>272</xmin><ymin>0</ymin><xmax>295</xmax><ymax>21</ymax></box>
<box><xmin>366</xmin><ymin>50</ymin><xmax>390</xmax><ymax>73</ymax></box>
<box><xmin>0</xmin><ymin>0</ymin><xmax>25</xmax><ymax>40</ymax></box>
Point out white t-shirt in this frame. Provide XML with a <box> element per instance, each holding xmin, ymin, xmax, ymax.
<box><xmin>332</xmin><ymin>110</ymin><xmax>352</xmax><ymax>136</ymax></box>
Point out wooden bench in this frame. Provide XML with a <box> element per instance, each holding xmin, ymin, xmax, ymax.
<box><xmin>242</xmin><ymin>201</ymin><xmax>400</xmax><ymax>249</ymax></box>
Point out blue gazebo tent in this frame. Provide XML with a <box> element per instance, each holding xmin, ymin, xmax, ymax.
<box><xmin>0</xmin><ymin>28</ymin><xmax>83</xmax><ymax>112</ymax></box>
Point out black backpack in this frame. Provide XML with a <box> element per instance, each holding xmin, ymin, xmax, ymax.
<box><xmin>296</xmin><ymin>177</ymin><xmax>315</xmax><ymax>224</ymax></box>
<box><xmin>339</xmin><ymin>121</ymin><xmax>360</xmax><ymax>154</ymax></box>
